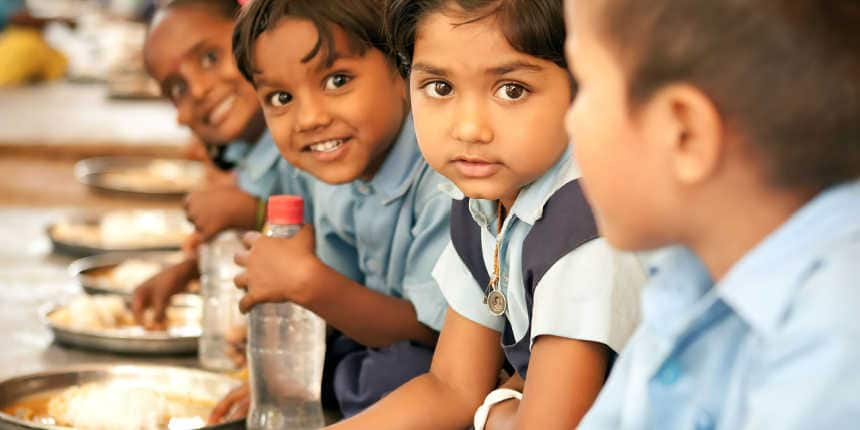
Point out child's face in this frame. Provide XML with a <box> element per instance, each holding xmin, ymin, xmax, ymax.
<box><xmin>410</xmin><ymin>10</ymin><xmax>572</xmax><ymax>207</ymax></box>
<box><xmin>145</xmin><ymin>6</ymin><xmax>261</xmax><ymax>145</ymax></box>
<box><xmin>251</xmin><ymin>18</ymin><xmax>408</xmax><ymax>184</ymax></box>
<box><xmin>563</xmin><ymin>1</ymin><xmax>677</xmax><ymax>250</ymax></box>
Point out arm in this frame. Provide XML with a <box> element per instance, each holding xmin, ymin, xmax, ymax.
<box><xmin>327</xmin><ymin>308</ymin><xmax>505</xmax><ymax>430</ymax></box>
<box><xmin>184</xmin><ymin>184</ymin><xmax>259</xmax><ymax>241</ymax></box>
<box><xmin>234</xmin><ymin>228</ymin><xmax>437</xmax><ymax>348</ymax></box>
<box><xmin>480</xmin><ymin>373</ymin><xmax>523</xmax><ymax>430</ymax></box>
<box><xmin>483</xmin><ymin>338</ymin><xmax>608</xmax><ymax>430</ymax></box>
<box><xmin>131</xmin><ymin>256</ymin><xmax>199</xmax><ymax>328</ymax></box>
<box><xmin>516</xmin><ymin>337</ymin><xmax>608</xmax><ymax>429</ymax></box>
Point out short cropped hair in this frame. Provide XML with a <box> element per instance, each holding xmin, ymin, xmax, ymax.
<box><xmin>598</xmin><ymin>0</ymin><xmax>860</xmax><ymax>190</ymax></box>
<box><xmin>232</xmin><ymin>0</ymin><xmax>389</xmax><ymax>83</ymax></box>
<box><xmin>385</xmin><ymin>0</ymin><xmax>566</xmax><ymax>77</ymax></box>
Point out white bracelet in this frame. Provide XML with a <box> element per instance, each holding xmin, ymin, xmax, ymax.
<box><xmin>473</xmin><ymin>388</ymin><xmax>523</xmax><ymax>430</ymax></box>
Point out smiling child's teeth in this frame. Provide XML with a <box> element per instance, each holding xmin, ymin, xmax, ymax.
<box><xmin>309</xmin><ymin>139</ymin><xmax>344</xmax><ymax>152</ymax></box>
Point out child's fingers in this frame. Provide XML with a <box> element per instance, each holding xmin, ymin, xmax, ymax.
<box><xmin>130</xmin><ymin>288</ymin><xmax>150</xmax><ymax>325</ymax></box>
<box><xmin>238</xmin><ymin>293</ymin><xmax>257</xmax><ymax>314</ymax></box>
<box><xmin>233</xmin><ymin>271</ymin><xmax>249</xmax><ymax>291</ymax></box>
<box><xmin>182</xmin><ymin>232</ymin><xmax>202</xmax><ymax>255</ymax></box>
<box><xmin>234</xmin><ymin>250</ymin><xmax>249</xmax><ymax>267</ymax></box>
<box><xmin>224</xmin><ymin>394</ymin><xmax>250</xmax><ymax>422</ymax></box>
<box><xmin>207</xmin><ymin>383</ymin><xmax>249</xmax><ymax>425</ymax></box>
<box><xmin>241</xmin><ymin>231</ymin><xmax>261</xmax><ymax>248</ymax></box>
<box><xmin>150</xmin><ymin>294</ymin><xmax>169</xmax><ymax>328</ymax></box>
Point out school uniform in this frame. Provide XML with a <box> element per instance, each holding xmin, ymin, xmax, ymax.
<box><xmin>233</xmin><ymin>131</ymin><xmax>283</xmax><ymax>198</ymax></box>
<box><xmin>433</xmin><ymin>147</ymin><xmax>646</xmax><ymax>378</ymax></box>
<box><xmin>580</xmin><ymin>179</ymin><xmax>860</xmax><ymax>430</ymax></box>
<box><xmin>278</xmin><ymin>116</ymin><xmax>451</xmax><ymax>416</ymax></box>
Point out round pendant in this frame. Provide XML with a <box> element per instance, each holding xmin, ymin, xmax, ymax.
<box><xmin>486</xmin><ymin>290</ymin><xmax>507</xmax><ymax>316</ymax></box>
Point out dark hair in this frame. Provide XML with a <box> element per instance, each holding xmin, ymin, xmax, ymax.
<box><xmin>233</xmin><ymin>0</ymin><xmax>389</xmax><ymax>83</ymax></box>
<box><xmin>599</xmin><ymin>0</ymin><xmax>860</xmax><ymax>190</ymax></box>
<box><xmin>385</xmin><ymin>0</ymin><xmax>566</xmax><ymax>77</ymax></box>
<box><xmin>158</xmin><ymin>0</ymin><xmax>240</xmax><ymax>21</ymax></box>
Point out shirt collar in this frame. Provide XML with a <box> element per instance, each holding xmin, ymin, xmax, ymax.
<box><xmin>359</xmin><ymin>115</ymin><xmax>423</xmax><ymax>204</ymax></box>
<box><xmin>641</xmin><ymin>246</ymin><xmax>713</xmax><ymax>335</ymax></box>
<box><xmin>238</xmin><ymin>131</ymin><xmax>281</xmax><ymax>182</ymax></box>
<box><xmin>508</xmin><ymin>148</ymin><xmax>576</xmax><ymax>225</ymax></box>
<box><xmin>438</xmin><ymin>147</ymin><xmax>577</xmax><ymax>229</ymax></box>
<box><xmin>717</xmin><ymin>179</ymin><xmax>860</xmax><ymax>335</ymax></box>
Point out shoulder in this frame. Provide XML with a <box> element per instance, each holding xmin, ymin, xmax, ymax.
<box><xmin>409</xmin><ymin>162</ymin><xmax>454</xmax><ymax>219</ymax></box>
<box><xmin>783</xmin><ymin>239</ymin><xmax>860</xmax><ymax>336</ymax></box>
<box><xmin>760</xmin><ymin>240</ymin><xmax>860</xmax><ymax>371</ymax></box>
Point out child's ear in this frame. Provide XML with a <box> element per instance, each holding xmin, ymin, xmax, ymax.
<box><xmin>646</xmin><ymin>84</ymin><xmax>724</xmax><ymax>186</ymax></box>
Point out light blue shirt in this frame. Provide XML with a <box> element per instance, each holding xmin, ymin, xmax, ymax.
<box><xmin>0</xmin><ymin>0</ymin><xmax>23</xmax><ymax>30</ymax></box>
<box><xmin>234</xmin><ymin>132</ymin><xmax>283</xmax><ymax>198</ymax></box>
<box><xmin>581</xmin><ymin>179</ymin><xmax>860</xmax><ymax>430</ymax></box>
<box><xmin>278</xmin><ymin>116</ymin><xmax>451</xmax><ymax>331</ymax></box>
<box><xmin>433</xmin><ymin>148</ymin><xmax>645</xmax><ymax>352</ymax></box>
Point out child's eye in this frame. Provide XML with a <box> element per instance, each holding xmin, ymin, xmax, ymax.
<box><xmin>495</xmin><ymin>83</ymin><xmax>528</xmax><ymax>101</ymax></box>
<box><xmin>422</xmin><ymin>81</ymin><xmax>454</xmax><ymax>99</ymax></box>
<box><xmin>268</xmin><ymin>91</ymin><xmax>293</xmax><ymax>107</ymax></box>
<box><xmin>324</xmin><ymin>74</ymin><xmax>352</xmax><ymax>90</ymax></box>
<box><xmin>201</xmin><ymin>50</ymin><xmax>218</xmax><ymax>69</ymax></box>
<box><xmin>169</xmin><ymin>81</ymin><xmax>187</xmax><ymax>101</ymax></box>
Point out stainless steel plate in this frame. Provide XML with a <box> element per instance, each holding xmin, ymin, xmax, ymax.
<box><xmin>0</xmin><ymin>364</ymin><xmax>243</xmax><ymax>430</ymax></box>
<box><xmin>75</xmin><ymin>156</ymin><xmax>204</xmax><ymax>198</ymax></box>
<box><xmin>41</xmin><ymin>295</ymin><xmax>202</xmax><ymax>355</ymax></box>
<box><xmin>69</xmin><ymin>251</ymin><xmax>184</xmax><ymax>298</ymax></box>
<box><xmin>47</xmin><ymin>209</ymin><xmax>191</xmax><ymax>257</ymax></box>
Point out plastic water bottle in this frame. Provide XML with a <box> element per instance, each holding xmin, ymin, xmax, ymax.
<box><xmin>198</xmin><ymin>230</ymin><xmax>246</xmax><ymax>371</ymax></box>
<box><xmin>247</xmin><ymin>195</ymin><xmax>326</xmax><ymax>430</ymax></box>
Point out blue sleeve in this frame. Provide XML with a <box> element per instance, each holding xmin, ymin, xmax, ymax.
<box><xmin>400</xmin><ymin>169</ymin><xmax>453</xmax><ymax>331</ymax></box>
<box><xmin>235</xmin><ymin>136</ymin><xmax>282</xmax><ymax>199</ymax></box>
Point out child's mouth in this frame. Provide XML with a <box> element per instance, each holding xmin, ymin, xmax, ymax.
<box><xmin>305</xmin><ymin>137</ymin><xmax>351</xmax><ymax>162</ymax></box>
<box><xmin>453</xmin><ymin>157</ymin><xmax>502</xmax><ymax>178</ymax></box>
<box><xmin>207</xmin><ymin>95</ymin><xmax>236</xmax><ymax>126</ymax></box>
<box><xmin>308</xmin><ymin>138</ymin><xmax>346</xmax><ymax>153</ymax></box>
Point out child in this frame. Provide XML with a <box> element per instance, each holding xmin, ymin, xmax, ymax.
<box><xmin>331</xmin><ymin>1</ymin><xmax>645</xmax><ymax>428</ymax></box>
<box><xmin>217</xmin><ymin>0</ymin><xmax>453</xmax><ymax>420</ymax></box>
<box><xmin>563</xmin><ymin>1</ymin><xmax>860</xmax><ymax>428</ymax></box>
<box><xmin>132</xmin><ymin>0</ymin><xmax>282</xmax><ymax>328</ymax></box>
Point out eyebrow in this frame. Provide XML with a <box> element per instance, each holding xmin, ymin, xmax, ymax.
<box><xmin>410</xmin><ymin>60</ymin><xmax>544</xmax><ymax>77</ymax></box>
<box><xmin>487</xmin><ymin>61</ymin><xmax>544</xmax><ymax>75</ymax></box>
<box><xmin>250</xmin><ymin>72</ymin><xmax>275</xmax><ymax>89</ymax></box>
<box><xmin>410</xmin><ymin>62</ymin><xmax>447</xmax><ymax>76</ymax></box>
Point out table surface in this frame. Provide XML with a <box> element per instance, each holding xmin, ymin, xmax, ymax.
<box><xmin>0</xmin><ymin>207</ymin><xmax>199</xmax><ymax>382</ymax></box>
<box><xmin>0</xmin><ymin>81</ymin><xmax>190</xmax><ymax>156</ymax></box>
<box><xmin>0</xmin><ymin>81</ymin><xmax>203</xmax><ymax>381</ymax></box>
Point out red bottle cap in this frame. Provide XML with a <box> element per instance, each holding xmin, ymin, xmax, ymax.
<box><xmin>267</xmin><ymin>195</ymin><xmax>303</xmax><ymax>225</ymax></box>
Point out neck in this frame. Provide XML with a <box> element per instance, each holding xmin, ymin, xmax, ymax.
<box><xmin>239</xmin><ymin>111</ymin><xmax>266</xmax><ymax>144</ymax></box>
<box><xmin>685</xmin><ymin>182</ymin><xmax>813</xmax><ymax>281</ymax></box>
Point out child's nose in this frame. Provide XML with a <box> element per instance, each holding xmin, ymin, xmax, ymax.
<box><xmin>181</xmin><ymin>64</ymin><xmax>215</xmax><ymax>102</ymax></box>
<box><xmin>294</xmin><ymin>95</ymin><xmax>332</xmax><ymax>133</ymax></box>
<box><xmin>452</xmin><ymin>98</ymin><xmax>494</xmax><ymax>144</ymax></box>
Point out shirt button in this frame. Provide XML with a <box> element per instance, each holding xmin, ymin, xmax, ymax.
<box><xmin>694</xmin><ymin>410</ymin><xmax>715</xmax><ymax>430</ymax></box>
<box><xmin>366</xmin><ymin>259</ymin><xmax>380</xmax><ymax>272</ymax></box>
<box><xmin>355</xmin><ymin>183</ymin><xmax>372</xmax><ymax>195</ymax></box>
<box><xmin>656</xmin><ymin>359</ymin><xmax>682</xmax><ymax>385</ymax></box>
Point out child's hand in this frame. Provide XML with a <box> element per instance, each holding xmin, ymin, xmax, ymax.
<box><xmin>203</xmin><ymin>164</ymin><xmax>237</xmax><ymax>189</ymax></box>
<box><xmin>207</xmin><ymin>382</ymin><xmax>250</xmax><ymax>425</ymax></box>
<box><xmin>184</xmin><ymin>184</ymin><xmax>258</xmax><ymax>241</ymax></box>
<box><xmin>224</xmin><ymin>322</ymin><xmax>248</xmax><ymax>367</ymax></box>
<box><xmin>181</xmin><ymin>232</ymin><xmax>203</xmax><ymax>255</ymax></box>
<box><xmin>131</xmin><ymin>259</ymin><xmax>196</xmax><ymax>329</ymax></box>
<box><xmin>233</xmin><ymin>226</ymin><xmax>320</xmax><ymax>313</ymax></box>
